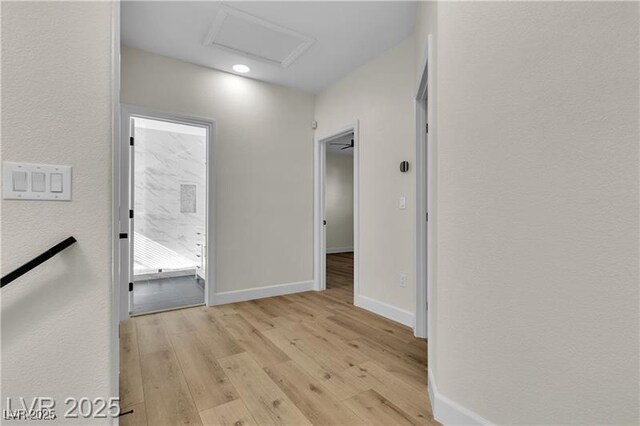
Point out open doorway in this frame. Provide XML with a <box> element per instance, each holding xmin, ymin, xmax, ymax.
<box><xmin>314</xmin><ymin>123</ymin><xmax>359</xmax><ymax>305</ymax></box>
<box><xmin>325</xmin><ymin>134</ymin><xmax>355</xmax><ymax>301</ymax></box>
<box><xmin>119</xmin><ymin>106</ymin><xmax>214</xmax><ymax>317</ymax></box>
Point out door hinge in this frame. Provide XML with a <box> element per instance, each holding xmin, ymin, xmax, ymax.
<box><xmin>426</xmin><ymin>212</ymin><xmax>429</xmax><ymax>222</ymax></box>
<box><xmin>119</xmin><ymin>233</ymin><xmax>128</xmax><ymax>239</ymax></box>
<box><xmin>129</xmin><ymin>282</ymin><xmax>133</xmax><ymax>292</ymax></box>
<box><xmin>129</xmin><ymin>209</ymin><xmax>134</xmax><ymax>219</ymax></box>
<box><xmin>129</xmin><ymin>136</ymin><xmax>134</xmax><ymax>146</ymax></box>
<box><xmin>426</xmin><ymin>123</ymin><xmax>429</xmax><ymax>133</ymax></box>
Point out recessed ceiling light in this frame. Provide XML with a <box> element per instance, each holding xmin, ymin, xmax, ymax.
<box><xmin>233</xmin><ymin>64</ymin><xmax>250</xmax><ymax>73</ymax></box>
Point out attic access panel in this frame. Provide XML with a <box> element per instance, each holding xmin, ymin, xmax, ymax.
<box><xmin>204</xmin><ymin>6</ymin><xmax>314</xmax><ymax>68</ymax></box>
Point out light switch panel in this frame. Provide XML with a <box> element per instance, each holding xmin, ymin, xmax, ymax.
<box><xmin>12</xmin><ymin>171</ymin><xmax>28</xmax><ymax>192</ymax></box>
<box><xmin>32</xmin><ymin>172</ymin><xmax>46</xmax><ymax>192</ymax></box>
<box><xmin>399</xmin><ymin>196</ymin><xmax>406</xmax><ymax>210</ymax></box>
<box><xmin>3</xmin><ymin>161</ymin><xmax>72</xmax><ymax>201</ymax></box>
<box><xmin>50</xmin><ymin>173</ymin><xmax>63</xmax><ymax>193</ymax></box>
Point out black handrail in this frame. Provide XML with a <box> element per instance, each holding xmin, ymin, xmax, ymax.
<box><xmin>1</xmin><ymin>236</ymin><xmax>77</xmax><ymax>288</ymax></box>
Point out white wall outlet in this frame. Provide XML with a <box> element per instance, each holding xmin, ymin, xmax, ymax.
<box><xmin>400</xmin><ymin>273</ymin><xmax>407</xmax><ymax>287</ymax></box>
<box><xmin>399</xmin><ymin>196</ymin><xmax>406</xmax><ymax>209</ymax></box>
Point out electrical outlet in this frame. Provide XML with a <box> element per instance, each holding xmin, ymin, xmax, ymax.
<box><xmin>399</xmin><ymin>273</ymin><xmax>407</xmax><ymax>287</ymax></box>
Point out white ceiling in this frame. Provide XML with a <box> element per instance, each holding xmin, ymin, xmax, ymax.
<box><xmin>121</xmin><ymin>1</ymin><xmax>417</xmax><ymax>93</ymax></box>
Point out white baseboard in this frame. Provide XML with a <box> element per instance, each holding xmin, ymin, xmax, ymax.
<box><xmin>354</xmin><ymin>294</ymin><xmax>415</xmax><ymax>328</ymax></box>
<box><xmin>326</xmin><ymin>246</ymin><xmax>354</xmax><ymax>254</ymax></box>
<box><xmin>428</xmin><ymin>369</ymin><xmax>492</xmax><ymax>425</ymax></box>
<box><xmin>212</xmin><ymin>280</ymin><xmax>314</xmax><ymax>305</ymax></box>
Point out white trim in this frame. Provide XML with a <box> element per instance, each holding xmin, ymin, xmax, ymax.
<box><xmin>118</xmin><ymin>105</ymin><xmax>216</xmax><ymax>317</ymax></box>
<box><xmin>213</xmin><ymin>280</ymin><xmax>314</xmax><ymax>305</ymax></box>
<box><xmin>415</xmin><ymin>35</ymin><xmax>435</xmax><ymax>339</ymax></box>
<box><xmin>110</xmin><ymin>0</ymin><xmax>121</xmax><ymax>408</ymax></box>
<box><xmin>326</xmin><ymin>246</ymin><xmax>354</xmax><ymax>254</ymax></box>
<box><xmin>354</xmin><ymin>295</ymin><xmax>414</xmax><ymax>328</ymax></box>
<box><xmin>314</xmin><ymin>122</ymin><xmax>359</xmax><ymax>300</ymax></box>
<box><xmin>428</xmin><ymin>369</ymin><xmax>493</xmax><ymax>425</ymax></box>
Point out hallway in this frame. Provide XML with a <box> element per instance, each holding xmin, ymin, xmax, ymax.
<box><xmin>119</xmin><ymin>289</ymin><xmax>432</xmax><ymax>425</ymax></box>
<box><xmin>326</xmin><ymin>252</ymin><xmax>354</xmax><ymax>301</ymax></box>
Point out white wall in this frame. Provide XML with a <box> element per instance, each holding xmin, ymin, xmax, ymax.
<box><xmin>325</xmin><ymin>152</ymin><xmax>354</xmax><ymax>251</ymax></box>
<box><xmin>1</xmin><ymin>1</ymin><xmax>115</xmax><ymax>422</ymax></box>
<box><xmin>121</xmin><ymin>46</ymin><xmax>315</xmax><ymax>294</ymax></box>
<box><xmin>421</xmin><ymin>2</ymin><xmax>639</xmax><ymax>423</ymax></box>
<box><xmin>315</xmin><ymin>37</ymin><xmax>417</xmax><ymax>317</ymax></box>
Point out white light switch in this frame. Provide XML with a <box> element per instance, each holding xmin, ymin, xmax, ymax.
<box><xmin>3</xmin><ymin>161</ymin><xmax>71</xmax><ymax>201</ymax></box>
<box><xmin>32</xmin><ymin>172</ymin><xmax>46</xmax><ymax>192</ymax></box>
<box><xmin>12</xmin><ymin>171</ymin><xmax>28</xmax><ymax>192</ymax></box>
<box><xmin>399</xmin><ymin>196</ymin><xmax>406</xmax><ymax>210</ymax></box>
<box><xmin>50</xmin><ymin>173</ymin><xmax>63</xmax><ymax>193</ymax></box>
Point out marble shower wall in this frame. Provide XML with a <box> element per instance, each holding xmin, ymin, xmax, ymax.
<box><xmin>133</xmin><ymin>124</ymin><xmax>206</xmax><ymax>275</ymax></box>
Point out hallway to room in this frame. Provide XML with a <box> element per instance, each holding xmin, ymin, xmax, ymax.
<box><xmin>325</xmin><ymin>252</ymin><xmax>354</xmax><ymax>303</ymax></box>
<box><xmin>119</xmin><ymin>289</ymin><xmax>432</xmax><ymax>426</ymax></box>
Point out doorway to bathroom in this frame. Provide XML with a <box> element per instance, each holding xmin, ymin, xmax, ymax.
<box><xmin>120</xmin><ymin>106</ymin><xmax>214</xmax><ymax>316</ymax></box>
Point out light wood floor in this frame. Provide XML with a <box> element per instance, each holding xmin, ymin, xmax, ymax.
<box><xmin>120</xmin><ymin>254</ymin><xmax>434</xmax><ymax>425</ymax></box>
<box><xmin>326</xmin><ymin>252</ymin><xmax>354</xmax><ymax>293</ymax></box>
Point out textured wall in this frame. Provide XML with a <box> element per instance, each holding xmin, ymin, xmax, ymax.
<box><xmin>121</xmin><ymin>46</ymin><xmax>315</xmax><ymax>293</ymax></box>
<box><xmin>315</xmin><ymin>36</ymin><xmax>417</xmax><ymax>314</ymax></box>
<box><xmin>1</xmin><ymin>1</ymin><xmax>114</xmax><ymax>422</ymax></box>
<box><xmin>430</xmin><ymin>2</ymin><xmax>639</xmax><ymax>423</ymax></box>
<box><xmin>325</xmin><ymin>152</ymin><xmax>354</xmax><ymax>250</ymax></box>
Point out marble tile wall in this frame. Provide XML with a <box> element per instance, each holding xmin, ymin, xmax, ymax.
<box><xmin>133</xmin><ymin>125</ymin><xmax>206</xmax><ymax>276</ymax></box>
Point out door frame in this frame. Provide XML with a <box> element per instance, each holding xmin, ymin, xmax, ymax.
<box><xmin>415</xmin><ymin>34</ymin><xmax>434</xmax><ymax>339</ymax></box>
<box><xmin>313</xmin><ymin>122</ymin><xmax>359</xmax><ymax>299</ymax></box>
<box><xmin>117</xmin><ymin>104</ymin><xmax>216</xmax><ymax>320</ymax></box>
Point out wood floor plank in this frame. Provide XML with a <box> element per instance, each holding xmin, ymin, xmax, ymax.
<box><xmin>262</xmin><ymin>326</ymin><xmax>363</xmax><ymax>400</ymax></box>
<box><xmin>170</xmin><ymin>331</ymin><xmax>239</xmax><ymax>411</ymax></box>
<box><xmin>140</xmin><ymin>350</ymin><xmax>201</xmax><ymax>426</ymax></box>
<box><xmin>119</xmin><ymin>327</ymin><xmax>144</xmax><ymax>409</ymax></box>
<box><xmin>280</xmin><ymin>294</ymin><xmax>333</xmax><ymax>319</ymax></box>
<box><xmin>233</xmin><ymin>302</ymin><xmax>280</xmax><ymax>331</ymax></box>
<box><xmin>328</xmin><ymin>313</ymin><xmax>427</xmax><ymax>366</ymax></box>
<box><xmin>136</xmin><ymin>322</ymin><xmax>172</xmax><ymax>356</ymax></box>
<box><xmin>161</xmin><ymin>310</ymin><xmax>197</xmax><ymax>335</ymax></box>
<box><xmin>251</xmin><ymin>297</ymin><xmax>293</xmax><ymax>318</ymax></box>
<box><xmin>264</xmin><ymin>360</ymin><xmax>366</xmax><ymax>425</ymax></box>
<box><xmin>344</xmin><ymin>389</ymin><xmax>416</xmax><ymax>426</ymax></box>
<box><xmin>216</xmin><ymin>314</ymin><xmax>290</xmax><ymax>367</ymax></box>
<box><xmin>120</xmin><ymin>402</ymin><xmax>147</xmax><ymax>426</ymax></box>
<box><xmin>183</xmin><ymin>308</ymin><xmax>245</xmax><ymax>359</ymax></box>
<box><xmin>347</xmin><ymin>337</ymin><xmax>427</xmax><ymax>390</ymax></box>
<box><xmin>276</xmin><ymin>321</ymin><xmax>369</xmax><ymax>371</ymax></box>
<box><xmin>326</xmin><ymin>301</ymin><xmax>416</xmax><ymax>342</ymax></box>
<box><xmin>342</xmin><ymin>361</ymin><xmax>435</xmax><ymax>424</ymax></box>
<box><xmin>120</xmin><ymin>317</ymin><xmax>136</xmax><ymax>335</ymax></box>
<box><xmin>199</xmin><ymin>399</ymin><xmax>257</xmax><ymax>426</ymax></box>
<box><xmin>218</xmin><ymin>352</ymin><xmax>312</xmax><ymax>425</ymax></box>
